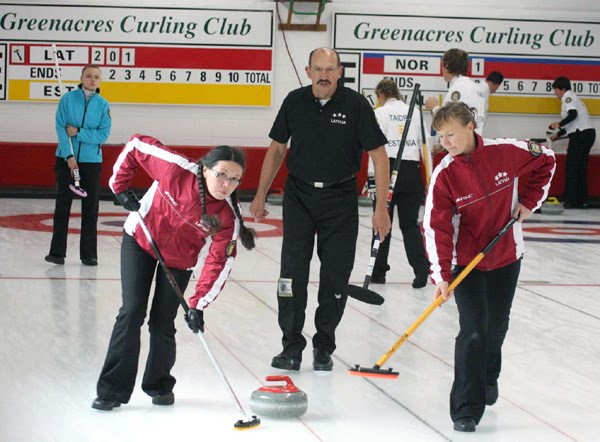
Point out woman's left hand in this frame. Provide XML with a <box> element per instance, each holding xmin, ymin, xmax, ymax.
<box><xmin>66</xmin><ymin>125</ymin><xmax>78</xmax><ymax>137</ymax></box>
<box><xmin>512</xmin><ymin>203</ymin><xmax>533</xmax><ymax>222</ymax></box>
<box><xmin>548</xmin><ymin>122</ymin><xmax>560</xmax><ymax>130</ymax></box>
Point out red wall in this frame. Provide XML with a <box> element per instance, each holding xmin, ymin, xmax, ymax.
<box><xmin>1</xmin><ymin>141</ymin><xmax>599</xmax><ymax>197</ymax></box>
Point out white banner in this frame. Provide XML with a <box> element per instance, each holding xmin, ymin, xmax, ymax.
<box><xmin>334</xmin><ymin>13</ymin><xmax>600</xmax><ymax>58</ymax></box>
<box><xmin>0</xmin><ymin>5</ymin><xmax>273</xmax><ymax>47</ymax></box>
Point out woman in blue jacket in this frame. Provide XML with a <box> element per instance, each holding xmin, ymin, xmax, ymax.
<box><xmin>45</xmin><ymin>64</ymin><xmax>112</xmax><ymax>266</ymax></box>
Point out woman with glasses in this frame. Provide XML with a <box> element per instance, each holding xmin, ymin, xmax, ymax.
<box><xmin>92</xmin><ymin>134</ymin><xmax>256</xmax><ymax>411</ymax></box>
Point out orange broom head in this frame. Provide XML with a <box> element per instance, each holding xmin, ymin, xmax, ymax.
<box><xmin>348</xmin><ymin>365</ymin><xmax>399</xmax><ymax>379</ymax></box>
<box><xmin>233</xmin><ymin>416</ymin><xmax>261</xmax><ymax>430</ymax></box>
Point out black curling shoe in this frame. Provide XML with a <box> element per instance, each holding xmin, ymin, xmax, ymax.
<box><xmin>412</xmin><ymin>271</ymin><xmax>429</xmax><ymax>288</ymax></box>
<box><xmin>313</xmin><ymin>348</ymin><xmax>333</xmax><ymax>371</ymax></box>
<box><xmin>92</xmin><ymin>397</ymin><xmax>121</xmax><ymax>411</ymax></box>
<box><xmin>453</xmin><ymin>417</ymin><xmax>476</xmax><ymax>432</ymax></box>
<box><xmin>45</xmin><ymin>254</ymin><xmax>64</xmax><ymax>265</ymax></box>
<box><xmin>271</xmin><ymin>352</ymin><xmax>301</xmax><ymax>371</ymax></box>
<box><xmin>152</xmin><ymin>392</ymin><xmax>175</xmax><ymax>406</ymax></box>
<box><xmin>486</xmin><ymin>384</ymin><xmax>499</xmax><ymax>405</ymax></box>
<box><xmin>81</xmin><ymin>258</ymin><xmax>98</xmax><ymax>266</ymax></box>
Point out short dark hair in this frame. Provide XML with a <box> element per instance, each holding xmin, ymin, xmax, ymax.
<box><xmin>375</xmin><ymin>78</ymin><xmax>400</xmax><ymax>100</ymax></box>
<box><xmin>552</xmin><ymin>76</ymin><xmax>571</xmax><ymax>91</ymax></box>
<box><xmin>442</xmin><ymin>49</ymin><xmax>469</xmax><ymax>76</ymax></box>
<box><xmin>308</xmin><ymin>48</ymin><xmax>341</xmax><ymax>67</ymax></box>
<box><xmin>486</xmin><ymin>71</ymin><xmax>504</xmax><ymax>85</ymax></box>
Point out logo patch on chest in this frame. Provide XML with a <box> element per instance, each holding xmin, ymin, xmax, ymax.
<box><xmin>451</xmin><ymin>91</ymin><xmax>461</xmax><ymax>101</ymax></box>
<box><xmin>330</xmin><ymin>112</ymin><xmax>347</xmax><ymax>125</ymax></box>
<box><xmin>494</xmin><ymin>171</ymin><xmax>510</xmax><ymax>186</ymax></box>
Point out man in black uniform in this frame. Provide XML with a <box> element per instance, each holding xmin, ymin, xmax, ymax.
<box><xmin>250</xmin><ymin>48</ymin><xmax>391</xmax><ymax>372</ymax></box>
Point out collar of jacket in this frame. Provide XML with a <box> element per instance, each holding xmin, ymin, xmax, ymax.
<box><xmin>453</xmin><ymin>132</ymin><xmax>484</xmax><ymax>163</ymax></box>
<box><xmin>77</xmin><ymin>83</ymin><xmax>101</xmax><ymax>94</ymax></box>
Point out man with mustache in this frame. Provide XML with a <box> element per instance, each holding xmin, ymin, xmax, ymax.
<box><xmin>250</xmin><ymin>47</ymin><xmax>391</xmax><ymax>372</ymax></box>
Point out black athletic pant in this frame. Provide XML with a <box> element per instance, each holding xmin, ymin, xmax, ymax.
<box><xmin>372</xmin><ymin>159</ymin><xmax>429</xmax><ymax>278</ymax></box>
<box><xmin>564</xmin><ymin>128</ymin><xmax>596</xmax><ymax>205</ymax></box>
<box><xmin>450</xmin><ymin>259</ymin><xmax>521</xmax><ymax>423</ymax></box>
<box><xmin>96</xmin><ymin>233</ymin><xmax>192</xmax><ymax>403</ymax></box>
<box><xmin>48</xmin><ymin>157</ymin><xmax>102</xmax><ymax>260</ymax></box>
<box><xmin>278</xmin><ymin>175</ymin><xmax>358</xmax><ymax>356</ymax></box>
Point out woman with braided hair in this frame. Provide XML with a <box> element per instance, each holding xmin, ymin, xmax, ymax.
<box><xmin>92</xmin><ymin>134</ymin><xmax>255</xmax><ymax>411</ymax></box>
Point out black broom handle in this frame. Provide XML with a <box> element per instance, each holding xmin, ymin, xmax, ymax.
<box><xmin>136</xmin><ymin>212</ymin><xmax>189</xmax><ymax>312</ymax></box>
<box><xmin>134</xmin><ymin>211</ymin><xmax>253</xmax><ymax>419</ymax></box>
<box><xmin>387</xmin><ymin>83</ymin><xmax>420</xmax><ymax>214</ymax></box>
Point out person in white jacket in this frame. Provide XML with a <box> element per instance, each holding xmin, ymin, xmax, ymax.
<box><xmin>425</xmin><ymin>49</ymin><xmax>487</xmax><ymax>155</ymax></box>
<box><xmin>366</xmin><ymin>78</ymin><xmax>431</xmax><ymax>287</ymax></box>
<box><xmin>548</xmin><ymin>76</ymin><xmax>596</xmax><ymax>208</ymax></box>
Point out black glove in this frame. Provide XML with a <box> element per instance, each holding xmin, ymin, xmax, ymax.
<box><xmin>115</xmin><ymin>189</ymin><xmax>140</xmax><ymax>211</ymax></box>
<box><xmin>185</xmin><ymin>308</ymin><xmax>204</xmax><ymax>333</ymax></box>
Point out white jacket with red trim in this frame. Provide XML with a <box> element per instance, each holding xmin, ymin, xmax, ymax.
<box><xmin>109</xmin><ymin>134</ymin><xmax>240</xmax><ymax>310</ymax></box>
<box><xmin>423</xmin><ymin>134</ymin><xmax>556</xmax><ymax>285</ymax></box>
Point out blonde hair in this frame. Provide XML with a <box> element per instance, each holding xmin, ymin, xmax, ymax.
<box><xmin>432</xmin><ymin>102</ymin><xmax>476</xmax><ymax>131</ymax></box>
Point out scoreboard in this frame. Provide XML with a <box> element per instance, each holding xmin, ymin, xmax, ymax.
<box><xmin>0</xmin><ymin>5</ymin><xmax>274</xmax><ymax>107</ymax></box>
<box><xmin>334</xmin><ymin>13</ymin><xmax>600</xmax><ymax>115</ymax></box>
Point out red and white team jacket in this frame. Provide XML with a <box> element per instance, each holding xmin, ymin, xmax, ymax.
<box><xmin>423</xmin><ymin>134</ymin><xmax>556</xmax><ymax>285</ymax></box>
<box><xmin>109</xmin><ymin>134</ymin><xmax>240</xmax><ymax>310</ymax></box>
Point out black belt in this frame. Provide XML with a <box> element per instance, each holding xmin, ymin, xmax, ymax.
<box><xmin>292</xmin><ymin>174</ymin><xmax>355</xmax><ymax>188</ymax></box>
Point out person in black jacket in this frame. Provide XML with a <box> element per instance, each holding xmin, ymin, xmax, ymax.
<box><xmin>250</xmin><ymin>48</ymin><xmax>391</xmax><ymax>372</ymax></box>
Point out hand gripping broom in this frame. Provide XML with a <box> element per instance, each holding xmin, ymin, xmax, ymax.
<box><xmin>52</xmin><ymin>44</ymin><xmax>87</xmax><ymax>197</ymax></box>
<box><xmin>345</xmin><ymin>83</ymin><xmax>421</xmax><ymax>305</ymax></box>
<box><xmin>136</xmin><ymin>212</ymin><xmax>260</xmax><ymax>430</ymax></box>
<box><xmin>349</xmin><ymin>217</ymin><xmax>518</xmax><ymax>379</ymax></box>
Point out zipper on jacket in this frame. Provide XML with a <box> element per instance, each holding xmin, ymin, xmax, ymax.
<box><xmin>77</xmin><ymin>92</ymin><xmax>90</xmax><ymax>163</ymax></box>
<box><xmin>467</xmin><ymin>154</ymin><xmax>495</xmax><ymax>270</ymax></box>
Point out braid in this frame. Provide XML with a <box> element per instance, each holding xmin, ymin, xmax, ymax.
<box><xmin>197</xmin><ymin>161</ymin><xmax>222</xmax><ymax>234</ymax></box>
<box><xmin>231</xmin><ymin>191</ymin><xmax>256</xmax><ymax>250</ymax></box>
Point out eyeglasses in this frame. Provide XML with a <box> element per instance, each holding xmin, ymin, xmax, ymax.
<box><xmin>207</xmin><ymin>168</ymin><xmax>241</xmax><ymax>185</ymax></box>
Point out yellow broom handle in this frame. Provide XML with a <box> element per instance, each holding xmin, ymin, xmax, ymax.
<box><xmin>422</xmin><ymin>141</ymin><xmax>431</xmax><ymax>187</ymax></box>
<box><xmin>374</xmin><ymin>252</ymin><xmax>485</xmax><ymax>368</ymax></box>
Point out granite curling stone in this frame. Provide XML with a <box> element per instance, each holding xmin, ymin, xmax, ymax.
<box><xmin>249</xmin><ymin>375</ymin><xmax>307</xmax><ymax>418</ymax></box>
<box><xmin>541</xmin><ymin>196</ymin><xmax>565</xmax><ymax>215</ymax></box>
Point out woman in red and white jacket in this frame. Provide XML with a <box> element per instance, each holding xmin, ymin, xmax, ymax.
<box><xmin>423</xmin><ymin>103</ymin><xmax>555</xmax><ymax>432</ymax></box>
<box><xmin>93</xmin><ymin>134</ymin><xmax>256</xmax><ymax>411</ymax></box>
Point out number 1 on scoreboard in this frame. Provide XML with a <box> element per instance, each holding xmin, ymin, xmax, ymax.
<box><xmin>471</xmin><ymin>58</ymin><xmax>484</xmax><ymax>76</ymax></box>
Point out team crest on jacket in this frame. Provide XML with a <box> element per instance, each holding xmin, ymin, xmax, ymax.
<box><xmin>528</xmin><ymin>140</ymin><xmax>542</xmax><ymax>157</ymax></box>
<box><xmin>451</xmin><ymin>91</ymin><xmax>461</xmax><ymax>101</ymax></box>
<box><xmin>226</xmin><ymin>240</ymin><xmax>236</xmax><ymax>257</ymax></box>
<box><xmin>494</xmin><ymin>171</ymin><xmax>510</xmax><ymax>186</ymax></box>
<box><xmin>331</xmin><ymin>113</ymin><xmax>347</xmax><ymax>125</ymax></box>
<box><xmin>565</xmin><ymin>97</ymin><xmax>572</xmax><ymax>103</ymax></box>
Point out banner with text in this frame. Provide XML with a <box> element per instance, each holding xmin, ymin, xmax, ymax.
<box><xmin>0</xmin><ymin>4</ymin><xmax>274</xmax><ymax>106</ymax></box>
<box><xmin>333</xmin><ymin>13</ymin><xmax>600</xmax><ymax>115</ymax></box>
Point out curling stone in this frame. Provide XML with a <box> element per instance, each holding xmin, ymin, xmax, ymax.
<box><xmin>540</xmin><ymin>196</ymin><xmax>565</xmax><ymax>215</ymax></box>
<box><xmin>249</xmin><ymin>375</ymin><xmax>307</xmax><ymax>418</ymax></box>
<box><xmin>266</xmin><ymin>192</ymin><xmax>284</xmax><ymax>206</ymax></box>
